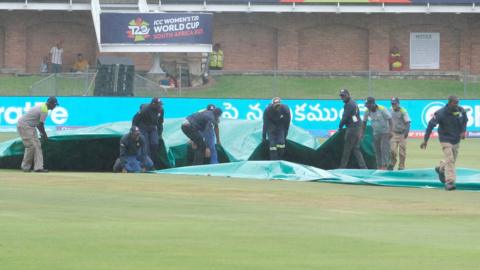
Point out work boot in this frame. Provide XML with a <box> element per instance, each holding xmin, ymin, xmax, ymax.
<box><xmin>445</xmin><ymin>183</ymin><xmax>456</xmax><ymax>191</ymax></box>
<box><xmin>435</xmin><ymin>166</ymin><xmax>445</xmax><ymax>184</ymax></box>
<box><xmin>33</xmin><ymin>169</ymin><xmax>49</xmax><ymax>173</ymax></box>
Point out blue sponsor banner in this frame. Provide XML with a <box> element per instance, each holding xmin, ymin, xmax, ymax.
<box><xmin>0</xmin><ymin>97</ymin><xmax>479</xmax><ymax>137</ymax></box>
<box><xmin>100</xmin><ymin>13</ymin><xmax>213</xmax><ymax>44</ymax></box>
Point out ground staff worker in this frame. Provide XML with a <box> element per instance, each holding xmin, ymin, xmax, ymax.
<box><xmin>16</xmin><ymin>96</ymin><xmax>59</xmax><ymax>173</ymax></box>
<box><xmin>209</xmin><ymin>43</ymin><xmax>224</xmax><ymax>70</ymax></box>
<box><xmin>338</xmin><ymin>89</ymin><xmax>367</xmax><ymax>169</ymax></box>
<box><xmin>181</xmin><ymin>107</ymin><xmax>223</xmax><ymax>165</ymax></box>
<box><xmin>262</xmin><ymin>97</ymin><xmax>291</xmax><ymax>160</ymax></box>
<box><xmin>389</xmin><ymin>97</ymin><xmax>411</xmax><ymax>170</ymax></box>
<box><xmin>362</xmin><ymin>97</ymin><xmax>393</xmax><ymax>170</ymax></box>
<box><xmin>132</xmin><ymin>97</ymin><xmax>164</xmax><ymax>168</ymax></box>
<box><xmin>421</xmin><ymin>96</ymin><xmax>468</xmax><ymax>191</ymax></box>
<box><xmin>200</xmin><ymin>104</ymin><xmax>221</xmax><ymax>164</ymax></box>
<box><xmin>113</xmin><ymin>126</ymin><xmax>153</xmax><ymax>173</ymax></box>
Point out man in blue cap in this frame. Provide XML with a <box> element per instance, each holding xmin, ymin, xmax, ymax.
<box><xmin>113</xmin><ymin>126</ymin><xmax>154</xmax><ymax>173</ymax></box>
<box><xmin>262</xmin><ymin>97</ymin><xmax>291</xmax><ymax>160</ymax></box>
<box><xmin>132</xmin><ymin>97</ymin><xmax>164</xmax><ymax>168</ymax></box>
<box><xmin>181</xmin><ymin>107</ymin><xmax>223</xmax><ymax>165</ymax></box>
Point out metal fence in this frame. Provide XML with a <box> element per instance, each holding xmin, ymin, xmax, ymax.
<box><xmin>30</xmin><ymin>73</ymin><xmax>96</xmax><ymax>96</ymax></box>
<box><xmin>25</xmin><ymin>72</ymin><xmax>176</xmax><ymax>97</ymax></box>
<box><xmin>2</xmin><ymin>70</ymin><xmax>480</xmax><ymax>99</ymax></box>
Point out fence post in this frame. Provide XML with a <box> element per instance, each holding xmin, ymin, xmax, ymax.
<box><xmin>54</xmin><ymin>73</ymin><xmax>58</xmax><ymax>96</ymax></box>
<box><xmin>178</xmin><ymin>65</ymin><xmax>182</xmax><ymax>96</ymax></box>
<box><xmin>272</xmin><ymin>69</ymin><xmax>278</xmax><ymax>98</ymax></box>
<box><xmin>368</xmin><ymin>69</ymin><xmax>372</xmax><ymax>97</ymax></box>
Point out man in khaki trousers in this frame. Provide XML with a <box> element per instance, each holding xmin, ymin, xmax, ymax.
<box><xmin>421</xmin><ymin>96</ymin><xmax>468</xmax><ymax>191</ymax></box>
<box><xmin>16</xmin><ymin>96</ymin><xmax>59</xmax><ymax>172</ymax></box>
<box><xmin>389</xmin><ymin>97</ymin><xmax>411</xmax><ymax>170</ymax></box>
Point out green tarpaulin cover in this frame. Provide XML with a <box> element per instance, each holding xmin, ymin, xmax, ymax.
<box><xmin>0</xmin><ymin>118</ymin><xmax>376</xmax><ymax>171</ymax></box>
<box><xmin>154</xmin><ymin>160</ymin><xmax>480</xmax><ymax>191</ymax></box>
<box><xmin>2</xmin><ymin>119</ymin><xmax>478</xmax><ymax>190</ymax></box>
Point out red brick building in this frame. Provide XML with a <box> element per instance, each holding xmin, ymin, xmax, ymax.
<box><xmin>1</xmin><ymin>1</ymin><xmax>480</xmax><ymax>74</ymax></box>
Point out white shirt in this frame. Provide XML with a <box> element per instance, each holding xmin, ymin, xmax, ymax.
<box><xmin>50</xmin><ymin>46</ymin><xmax>64</xmax><ymax>65</ymax></box>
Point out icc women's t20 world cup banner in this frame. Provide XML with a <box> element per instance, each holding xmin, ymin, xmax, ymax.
<box><xmin>100</xmin><ymin>13</ymin><xmax>213</xmax><ymax>45</ymax></box>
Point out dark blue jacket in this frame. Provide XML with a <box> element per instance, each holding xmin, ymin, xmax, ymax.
<box><xmin>132</xmin><ymin>103</ymin><xmax>164</xmax><ymax>132</ymax></box>
<box><xmin>424</xmin><ymin>106</ymin><xmax>468</xmax><ymax>144</ymax></box>
<box><xmin>119</xmin><ymin>133</ymin><xmax>148</xmax><ymax>164</ymax></box>
<box><xmin>339</xmin><ymin>98</ymin><xmax>361</xmax><ymax>129</ymax></box>
<box><xmin>187</xmin><ymin>110</ymin><xmax>216</xmax><ymax>131</ymax></box>
<box><xmin>262</xmin><ymin>104</ymin><xmax>291</xmax><ymax>140</ymax></box>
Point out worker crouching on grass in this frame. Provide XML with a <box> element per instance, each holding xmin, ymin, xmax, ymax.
<box><xmin>181</xmin><ymin>107</ymin><xmax>223</xmax><ymax>165</ymax></box>
<box><xmin>113</xmin><ymin>126</ymin><xmax>154</xmax><ymax>173</ymax></box>
<box><xmin>16</xmin><ymin>96</ymin><xmax>59</xmax><ymax>173</ymax></box>
<box><xmin>262</xmin><ymin>97</ymin><xmax>291</xmax><ymax>160</ymax></box>
<box><xmin>421</xmin><ymin>96</ymin><xmax>468</xmax><ymax>191</ymax></box>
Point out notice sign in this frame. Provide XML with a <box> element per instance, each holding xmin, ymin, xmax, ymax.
<box><xmin>410</xmin><ymin>32</ymin><xmax>440</xmax><ymax>69</ymax></box>
<box><xmin>100</xmin><ymin>13</ymin><xmax>213</xmax><ymax>45</ymax></box>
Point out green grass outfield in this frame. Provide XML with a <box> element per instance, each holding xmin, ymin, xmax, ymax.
<box><xmin>1</xmin><ymin>170</ymin><xmax>480</xmax><ymax>270</ymax></box>
<box><xmin>1</xmin><ymin>133</ymin><xmax>480</xmax><ymax>269</ymax></box>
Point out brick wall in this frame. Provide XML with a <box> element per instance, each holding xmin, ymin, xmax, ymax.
<box><xmin>1</xmin><ymin>11</ymin><xmax>480</xmax><ymax>74</ymax></box>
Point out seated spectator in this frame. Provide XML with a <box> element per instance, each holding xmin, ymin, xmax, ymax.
<box><xmin>113</xmin><ymin>126</ymin><xmax>154</xmax><ymax>173</ymax></box>
<box><xmin>40</xmin><ymin>56</ymin><xmax>49</xmax><ymax>74</ymax></box>
<box><xmin>160</xmin><ymin>73</ymin><xmax>177</xmax><ymax>88</ymax></box>
<box><xmin>71</xmin><ymin>53</ymin><xmax>89</xmax><ymax>73</ymax></box>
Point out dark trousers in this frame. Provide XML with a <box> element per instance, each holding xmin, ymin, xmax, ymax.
<box><xmin>140</xmin><ymin>127</ymin><xmax>159</xmax><ymax>168</ymax></box>
<box><xmin>340</xmin><ymin>126</ymin><xmax>367</xmax><ymax>169</ymax></box>
<box><xmin>181</xmin><ymin>123</ymin><xmax>206</xmax><ymax>165</ymax></box>
<box><xmin>267</xmin><ymin>128</ymin><xmax>286</xmax><ymax>160</ymax></box>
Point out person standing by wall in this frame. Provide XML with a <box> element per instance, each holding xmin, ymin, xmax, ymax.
<box><xmin>262</xmin><ymin>97</ymin><xmax>291</xmax><ymax>160</ymax></box>
<box><xmin>361</xmin><ymin>97</ymin><xmax>393</xmax><ymax>170</ymax></box>
<box><xmin>16</xmin><ymin>96</ymin><xmax>59</xmax><ymax>172</ymax></box>
<box><xmin>338</xmin><ymin>89</ymin><xmax>367</xmax><ymax>169</ymax></box>
<box><xmin>49</xmin><ymin>40</ymin><xmax>64</xmax><ymax>73</ymax></box>
<box><xmin>40</xmin><ymin>56</ymin><xmax>49</xmax><ymax>74</ymax></box>
<box><xmin>209</xmin><ymin>43</ymin><xmax>224</xmax><ymax>70</ymax></box>
<box><xmin>421</xmin><ymin>96</ymin><xmax>468</xmax><ymax>191</ymax></box>
<box><xmin>389</xmin><ymin>97</ymin><xmax>411</xmax><ymax>170</ymax></box>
